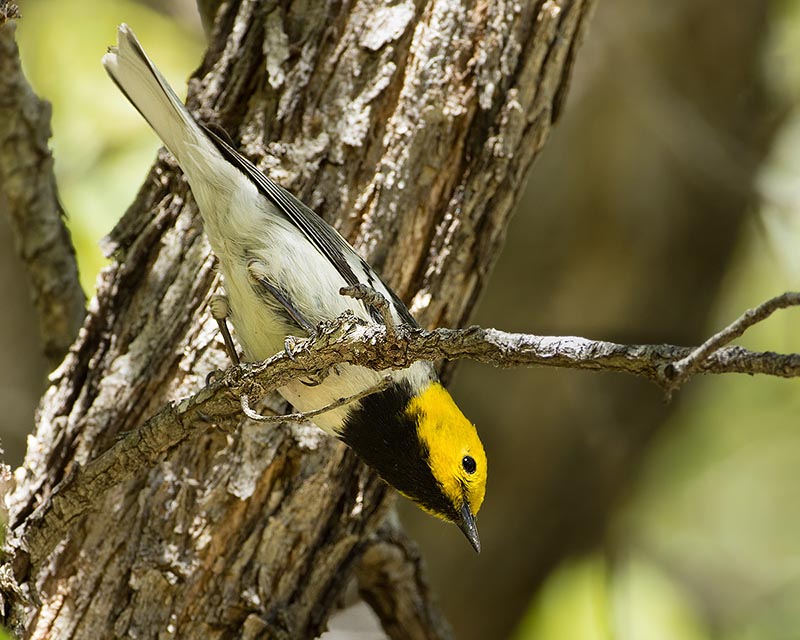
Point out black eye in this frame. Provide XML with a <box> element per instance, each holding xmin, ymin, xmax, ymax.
<box><xmin>462</xmin><ymin>455</ymin><xmax>476</xmax><ymax>474</ymax></box>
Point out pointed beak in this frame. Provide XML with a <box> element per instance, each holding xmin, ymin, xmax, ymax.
<box><xmin>458</xmin><ymin>502</ymin><xmax>481</xmax><ymax>553</ymax></box>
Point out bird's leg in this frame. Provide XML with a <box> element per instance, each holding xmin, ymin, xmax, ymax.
<box><xmin>206</xmin><ymin>295</ymin><xmax>239</xmax><ymax>385</ymax></box>
<box><xmin>210</xmin><ymin>294</ymin><xmax>241</xmax><ymax>366</ymax></box>
<box><xmin>206</xmin><ymin>294</ymin><xmax>242</xmax><ymax>386</ymax></box>
<box><xmin>339</xmin><ymin>284</ymin><xmax>396</xmax><ymax>337</ymax></box>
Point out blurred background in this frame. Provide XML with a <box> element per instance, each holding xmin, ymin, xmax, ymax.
<box><xmin>3</xmin><ymin>0</ymin><xmax>800</xmax><ymax>638</ymax></box>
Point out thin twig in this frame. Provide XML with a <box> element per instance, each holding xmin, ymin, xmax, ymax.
<box><xmin>664</xmin><ymin>291</ymin><xmax>800</xmax><ymax>395</ymax></box>
<box><xmin>239</xmin><ymin>375</ymin><xmax>393</xmax><ymax>422</ymax></box>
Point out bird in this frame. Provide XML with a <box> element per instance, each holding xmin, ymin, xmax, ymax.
<box><xmin>103</xmin><ymin>24</ymin><xmax>487</xmax><ymax>552</ymax></box>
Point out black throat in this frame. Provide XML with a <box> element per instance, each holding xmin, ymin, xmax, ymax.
<box><xmin>340</xmin><ymin>380</ymin><xmax>456</xmax><ymax>520</ymax></box>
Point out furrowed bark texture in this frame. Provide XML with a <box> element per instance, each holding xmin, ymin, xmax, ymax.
<box><xmin>3</xmin><ymin>1</ymin><xmax>593</xmax><ymax>637</ymax></box>
<box><xmin>0</xmin><ymin>21</ymin><xmax>85</xmax><ymax>368</ymax></box>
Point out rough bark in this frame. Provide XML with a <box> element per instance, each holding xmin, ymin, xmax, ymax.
<box><xmin>0</xmin><ymin>18</ymin><xmax>85</xmax><ymax>369</ymax></box>
<box><xmin>2</xmin><ymin>1</ymin><xmax>593</xmax><ymax>638</ymax></box>
<box><xmin>355</xmin><ymin>519</ymin><xmax>454</xmax><ymax>639</ymax></box>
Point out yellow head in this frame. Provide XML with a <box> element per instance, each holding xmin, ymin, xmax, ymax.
<box><xmin>406</xmin><ymin>382</ymin><xmax>487</xmax><ymax>546</ymax></box>
<box><xmin>341</xmin><ymin>379</ymin><xmax>488</xmax><ymax>552</ymax></box>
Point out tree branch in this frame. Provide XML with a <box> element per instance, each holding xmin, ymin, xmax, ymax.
<box><xmin>0</xmin><ymin>15</ymin><xmax>85</xmax><ymax>368</ymax></box>
<box><xmin>11</xmin><ymin>292</ymin><xmax>799</xmax><ymax>575</ymax></box>
<box><xmin>663</xmin><ymin>291</ymin><xmax>800</xmax><ymax>395</ymax></box>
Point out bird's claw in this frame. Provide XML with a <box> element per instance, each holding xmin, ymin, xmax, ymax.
<box><xmin>206</xmin><ymin>368</ymin><xmax>224</xmax><ymax>386</ymax></box>
<box><xmin>284</xmin><ymin>336</ymin><xmax>299</xmax><ymax>360</ymax></box>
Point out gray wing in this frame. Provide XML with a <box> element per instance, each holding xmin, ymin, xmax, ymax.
<box><xmin>201</xmin><ymin>124</ymin><xmax>418</xmax><ymax>329</ymax></box>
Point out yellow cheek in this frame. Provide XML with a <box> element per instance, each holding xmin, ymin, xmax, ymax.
<box><xmin>406</xmin><ymin>382</ymin><xmax>488</xmax><ymax>512</ymax></box>
<box><xmin>468</xmin><ymin>471</ymin><xmax>487</xmax><ymax>514</ymax></box>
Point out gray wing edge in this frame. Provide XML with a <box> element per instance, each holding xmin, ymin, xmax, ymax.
<box><xmin>200</xmin><ymin>124</ymin><xmax>418</xmax><ymax>329</ymax></box>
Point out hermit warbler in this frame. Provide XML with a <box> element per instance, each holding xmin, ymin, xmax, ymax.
<box><xmin>103</xmin><ymin>24</ymin><xmax>487</xmax><ymax>551</ymax></box>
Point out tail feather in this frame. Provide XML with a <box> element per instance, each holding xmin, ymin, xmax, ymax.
<box><xmin>102</xmin><ymin>24</ymin><xmax>210</xmax><ymax>171</ymax></box>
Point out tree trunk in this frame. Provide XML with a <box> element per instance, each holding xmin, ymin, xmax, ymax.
<box><xmin>2</xmin><ymin>1</ymin><xmax>593</xmax><ymax>637</ymax></box>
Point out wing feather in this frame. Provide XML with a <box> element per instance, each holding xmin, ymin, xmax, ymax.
<box><xmin>201</xmin><ymin>124</ymin><xmax>418</xmax><ymax>328</ymax></box>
